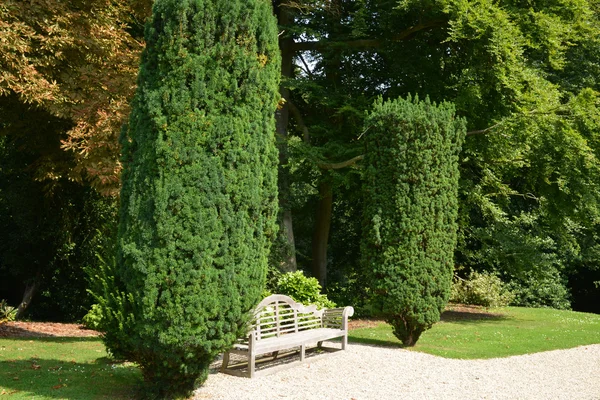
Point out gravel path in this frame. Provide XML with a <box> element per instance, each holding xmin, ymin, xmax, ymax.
<box><xmin>194</xmin><ymin>343</ymin><xmax>600</xmax><ymax>400</ymax></box>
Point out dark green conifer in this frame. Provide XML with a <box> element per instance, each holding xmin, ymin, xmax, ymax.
<box><xmin>111</xmin><ymin>0</ymin><xmax>280</xmax><ymax>396</ymax></box>
<box><xmin>361</xmin><ymin>96</ymin><xmax>465</xmax><ymax>346</ymax></box>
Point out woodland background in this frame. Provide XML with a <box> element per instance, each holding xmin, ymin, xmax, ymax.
<box><xmin>1</xmin><ymin>0</ymin><xmax>600</xmax><ymax>321</ymax></box>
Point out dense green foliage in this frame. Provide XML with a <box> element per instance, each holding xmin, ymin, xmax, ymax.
<box><xmin>0</xmin><ymin>0</ymin><xmax>146</xmax><ymax>319</ymax></box>
<box><xmin>272</xmin><ymin>1</ymin><xmax>600</xmax><ymax>314</ymax></box>
<box><xmin>2</xmin><ymin>0</ymin><xmax>600</xmax><ymax>348</ymax></box>
<box><xmin>508</xmin><ymin>270</ymin><xmax>572</xmax><ymax>310</ymax></box>
<box><xmin>0</xmin><ymin>134</ymin><xmax>117</xmax><ymax>322</ymax></box>
<box><xmin>434</xmin><ymin>0</ymin><xmax>600</xmax><ymax>312</ymax></box>
<box><xmin>362</xmin><ymin>96</ymin><xmax>465</xmax><ymax>346</ymax></box>
<box><xmin>107</xmin><ymin>0</ymin><xmax>280</xmax><ymax>396</ymax></box>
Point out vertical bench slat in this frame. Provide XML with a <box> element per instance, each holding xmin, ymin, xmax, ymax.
<box><xmin>221</xmin><ymin>294</ymin><xmax>354</xmax><ymax>378</ymax></box>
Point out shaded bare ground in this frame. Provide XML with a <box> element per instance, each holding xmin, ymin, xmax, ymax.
<box><xmin>0</xmin><ymin>304</ymin><xmax>500</xmax><ymax>338</ymax></box>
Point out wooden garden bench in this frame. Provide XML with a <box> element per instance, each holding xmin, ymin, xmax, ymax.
<box><xmin>220</xmin><ymin>294</ymin><xmax>354</xmax><ymax>378</ymax></box>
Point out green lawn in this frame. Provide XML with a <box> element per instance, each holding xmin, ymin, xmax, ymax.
<box><xmin>0</xmin><ymin>337</ymin><xmax>141</xmax><ymax>399</ymax></box>
<box><xmin>2</xmin><ymin>307</ymin><xmax>599</xmax><ymax>398</ymax></box>
<box><xmin>349</xmin><ymin>306</ymin><xmax>600</xmax><ymax>359</ymax></box>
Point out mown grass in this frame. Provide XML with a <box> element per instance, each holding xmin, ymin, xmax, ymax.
<box><xmin>2</xmin><ymin>307</ymin><xmax>599</xmax><ymax>398</ymax></box>
<box><xmin>0</xmin><ymin>337</ymin><xmax>141</xmax><ymax>399</ymax></box>
<box><xmin>349</xmin><ymin>306</ymin><xmax>600</xmax><ymax>359</ymax></box>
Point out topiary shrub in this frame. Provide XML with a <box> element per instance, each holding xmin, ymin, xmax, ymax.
<box><xmin>275</xmin><ymin>271</ymin><xmax>336</xmax><ymax>309</ymax></box>
<box><xmin>109</xmin><ymin>0</ymin><xmax>280</xmax><ymax>397</ymax></box>
<box><xmin>450</xmin><ymin>271</ymin><xmax>515</xmax><ymax>308</ymax></box>
<box><xmin>361</xmin><ymin>96</ymin><xmax>465</xmax><ymax>346</ymax></box>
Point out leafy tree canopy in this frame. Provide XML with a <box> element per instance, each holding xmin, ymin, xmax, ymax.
<box><xmin>0</xmin><ymin>0</ymin><xmax>150</xmax><ymax>194</ymax></box>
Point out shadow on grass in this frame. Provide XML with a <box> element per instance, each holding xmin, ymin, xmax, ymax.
<box><xmin>348</xmin><ymin>307</ymin><xmax>512</xmax><ymax>348</ymax></box>
<box><xmin>440</xmin><ymin>308</ymin><xmax>511</xmax><ymax>324</ymax></box>
<box><xmin>348</xmin><ymin>335</ymin><xmax>406</xmax><ymax>348</ymax></box>
<box><xmin>0</xmin><ymin>336</ymin><xmax>102</xmax><ymax>343</ymax></box>
<box><xmin>0</xmin><ymin>357</ymin><xmax>141</xmax><ymax>399</ymax></box>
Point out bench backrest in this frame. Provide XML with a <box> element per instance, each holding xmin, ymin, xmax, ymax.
<box><xmin>250</xmin><ymin>294</ymin><xmax>323</xmax><ymax>341</ymax></box>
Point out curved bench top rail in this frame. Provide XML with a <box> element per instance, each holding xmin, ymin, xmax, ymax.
<box><xmin>253</xmin><ymin>294</ymin><xmax>323</xmax><ymax>317</ymax></box>
<box><xmin>323</xmin><ymin>306</ymin><xmax>355</xmax><ymax>318</ymax></box>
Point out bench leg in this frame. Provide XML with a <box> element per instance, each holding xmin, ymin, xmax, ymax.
<box><xmin>342</xmin><ymin>333</ymin><xmax>348</xmax><ymax>350</ymax></box>
<box><xmin>300</xmin><ymin>344</ymin><xmax>305</xmax><ymax>361</ymax></box>
<box><xmin>272</xmin><ymin>351</ymin><xmax>279</xmax><ymax>360</ymax></box>
<box><xmin>221</xmin><ymin>352</ymin><xmax>230</xmax><ymax>373</ymax></box>
<box><xmin>248</xmin><ymin>353</ymin><xmax>256</xmax><ymax>378</ymax></box>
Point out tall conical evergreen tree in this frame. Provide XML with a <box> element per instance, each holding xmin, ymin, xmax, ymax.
<box><xmin>111</xmin><ymin>0</ymin><xmax>280</xmax><ymax>396</ymax></box>
<box><xmin>361</xmin><ymin>96</ymin><xmax>465</xmax><ymax>346</ymax></box>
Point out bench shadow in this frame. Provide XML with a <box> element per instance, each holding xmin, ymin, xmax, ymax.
<box><xmin>217</xmin><ymin>341</ymin><xmax>344</xmax><ymax>377</ymax></box>
<box><xmin>348</xmin><ymin>335</ymin><xmax>405</xmax><ymax>348</ymax></box>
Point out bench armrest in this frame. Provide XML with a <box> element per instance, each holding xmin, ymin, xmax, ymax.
<box><xmin>322</xmin><ymin>306</ymin><xmax>354</xmax><ymax>330</ymax></box>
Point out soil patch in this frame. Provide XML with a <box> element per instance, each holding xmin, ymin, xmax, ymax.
<box><xmin>0</xmin><ymin>321</ymin><xmax>100</xmax><ymax>338</ymax></box>
<box><xmin>0</xmin><ymin>304</ymin><xmax>503</xmax><ymax>338</ymax></box>
<box><xmin>348</xmin><ymin>304</ymin><xmax>506</xmax><ymax>329</ymax></box>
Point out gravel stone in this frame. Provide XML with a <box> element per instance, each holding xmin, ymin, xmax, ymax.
<box><xmin>194</xmin><ymin>343</ymin><xmax>600</xmax><ymax>400</ymax></box>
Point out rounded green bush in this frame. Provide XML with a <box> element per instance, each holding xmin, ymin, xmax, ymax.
<box><xmin>81</xmin><ymin>304</ymin><xmax>104</xmax><ymax>331</ymax></box>
<box><xmin>276</xmin><ymin>271</ymin><xmax>336</xmax><ymax>309</ymax></box>
<box><xmin>450</xmin><ymin>271</ymin><xmax>515</xmax><ymax>308</ymax></box>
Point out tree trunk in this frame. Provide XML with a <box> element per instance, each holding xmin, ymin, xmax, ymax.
<box><xmin>310</xmin><ymin>1</ymin><xmax>343</xmax><ymax>288</ymax></box>
<box><xmin>311</xmin><ymin>180</ymin><xmax>333</xmax><ymax>287</ymax></box>
<box><xmin>16</xmin><ymin>273</ymin><xmax>41</xmax><ymax>319</ymax></box>
<box><xmin>275</xmin><ymin>1</ymin><xmax>297</xmax><ymax>272</ymax></box>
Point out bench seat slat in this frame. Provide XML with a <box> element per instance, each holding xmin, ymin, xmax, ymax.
<box><xmin>232</xmin><ymin>328</ymin><xmax>345</xmax><ymax>355</ymax></box>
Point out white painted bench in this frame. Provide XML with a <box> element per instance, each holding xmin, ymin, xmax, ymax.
<box><xmin>220</xmin><ymin>294</ymin><xmax>354</xmax><ymax>378</ymax></box>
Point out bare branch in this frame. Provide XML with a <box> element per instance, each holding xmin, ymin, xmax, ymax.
<box><xmin>466</xmin><ymin>121</ymin><xmax>503</xmax><ymax>136</ymax></box>
<box><xmin>287</xmin><ymin>100</ymin><xmax>364</xmax><ymax>170</ymax></box>
<box><xmin>292</xmin><ymin>20</ymin><xmax>445</xmax><ymax>52</ymax></box>
<box><xmin>467</xmin><ymin>107</ymin><xmax>565</xmax><ymax>136</ymax></box>
<box><xmin>298</xmin><ymin>53</ymin><xmax>315</xmax><ymax>79</ymax></box>
<box><xmin>288</xmin><ymin>100</ymin><xmax>310</xmax><ymax>143</ymax></box>
<box><xmin>318</xmin><ymin>155</ymin><xmax>365</xmax><ymax>170</ymax></box>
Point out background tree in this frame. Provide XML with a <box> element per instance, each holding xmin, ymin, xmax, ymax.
<box><xmin>271</xmin><ymin>0</ymin><xmax>600</xmax><ymax>313</ymax></box>
<box><xmin>0</xmin><ymin>134</ymin><xmax>117</xmax><ymax>321</ymax></box>
<box><xmin>0</xmin><ymin>0</ymin><xmax>150</xmax><ymax>319</ymax></box>
<box><xmin>110</xmin><ymin>0</ymin><xmax>280</xmax><ymax>396</ymax></box>
<box><xmin>0</xmin><ymin>0</ymin><xmax>149</xmax><ymax>194</ymax></box>
<box><xmin>361</xmin><ymin>96</ymin><xmax>465</xmax><ymax>345</ymax></box>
